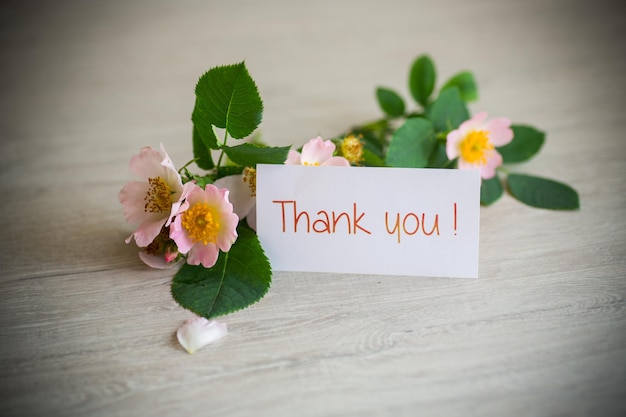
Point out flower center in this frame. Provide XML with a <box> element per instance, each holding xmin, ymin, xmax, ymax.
<box><xmin>459</xmin><ymin>130</ymin><xmax>494</xmax><ymax>165</ymax></box>
<box><xmin>303</xmin><ymin>161</ymin><xmax>320</xmax><ymax>166</ymax></box>
<box><xmin>341</xmin><ymin>134</ymin><xmax>363</xmax><ymax>164</ymax></box>
<box><xmin>181</xmin><ymin>203</ymin><xmax>220</xmax><ymax>245</ymax></box>
<box><xmin>243</xmin><ymin>167</ymin><xmax>256</xmax><ymax>197</ymax></box>
<box><xmin>144</xmin><ymin>177</ymin><xmax>174</xmax><ymax>213</ymax></box>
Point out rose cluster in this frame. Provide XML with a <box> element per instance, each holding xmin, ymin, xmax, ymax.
<box><xmin>119</xmin><ymin>138</ymin><xmax>351</xmax><ymax>353</ymax></box>
<box><xmin>118</xmin><ymin>144</ymin><xmax>238</xmax><ymax>269</ymax></box>
<box><xmin>119</xmin><ymin>137</ymin><xmax>351</xmax><ymax>270</ymax></box>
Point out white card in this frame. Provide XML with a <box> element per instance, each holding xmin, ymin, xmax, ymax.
<box><xmin>256</xmin><ymin>164</ymin><xmax>480</xmax><ymax>278</ymax></box>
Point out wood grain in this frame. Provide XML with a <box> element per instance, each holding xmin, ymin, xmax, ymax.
<box><xmin>0</xmin><ymin>0</ymin><xmax>624</xmax><ymax>416</ymax></box>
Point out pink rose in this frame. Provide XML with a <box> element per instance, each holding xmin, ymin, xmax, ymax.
<box><xmin>446</xmin><ymin>112</ymin><xmax>513</xmax><ymax>179</ymax></box>
<box><xmin>170</xmin><ymin>184</ymin><xmax>239</xmax><ymax>268</ymax></box>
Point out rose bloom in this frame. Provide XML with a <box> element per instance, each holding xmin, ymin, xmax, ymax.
<box><xmin>285</xmin><ymin>136</ymin><xmax>350</xmax><ymax>167</ymax></box>
<box><xmin>170</xmin><ymin>183</ymin><xmax>239</xmax><ymax>268</ymax></box>
<box><xmin>446</xmin><ymin>112</ymin><xmax>513</xmax><ymax>179</ymax></box>
<box><xmin>119</xmin><ymin>144</ymin><xmax>192</xmax><ymax>247</ymax></box>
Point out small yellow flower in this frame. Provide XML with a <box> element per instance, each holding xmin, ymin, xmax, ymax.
<box><xmin>340</xmin><ymin>134</ymin><xmax>364</xmax><ymax>165</ymax></box>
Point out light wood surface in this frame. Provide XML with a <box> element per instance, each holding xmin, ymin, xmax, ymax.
<box><xmin>1</xmin><ymin>1</ymin><xmax>624</xmax><ymax>416</ymax></box>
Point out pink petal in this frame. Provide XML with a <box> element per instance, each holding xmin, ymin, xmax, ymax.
<box><xmin>131</xmin><ymin>216</ymin><xmax>168</xmax><ymax>247</ymax></box>
<box><xmin>159</xmin><ymin>143</ymin><xmax>178</xmax><ymax>173</ymax></box>
<box><xmin>321</xmin><ymin>156</ymin><xmax>351</xmax><ymax>167</ymax></box>
<box><xmin>119</xmin><ymin>181</ymin><xmax>151</xmax><ymax>224</ymax></box>
<box><xmin>129</xmin><ymin>146</ymin><xmax>165</xmax><ymax>179</ymax></box>
<box><xmin>177</xmin><ymin>317</ymin><xmax>227</xmax><ymax>354</ymax></box>
<box><xmin>170</xmin><ymin>215</ymin><xmax>194</xmax><ymax>253</ymax></box>
<box><xmin>485</xmin><ymin>118</ymin><xmax>513</xmax><ymax>146</ymax></box>
<box><xmin>479</xmin><ymin>150</ymin><xmax>503</xmax><ymax>179</ymax></box>
<box><xmin>458</xmin><ymin>111</ymin><xmax>488</xmax><ymax>134</ymax></box>
<box><xmin>216</xmin><ymin>211</ymin><xmax>239</xmax><ymax>252</ymax></box>
<box><xmin>301</xmin><ymin>136</ymin><xmax>335</xmax><ymax>165</ymax></box>
<box><xmin>285</xmin><ymin>149</ymin><xmax>301</xmax><ymax>165</ymax></box>
<box><xmin>138</xmin><ymin>251</ymin><xmax>179</xmax><ymax>269</ymax></box>
<box><xmin>446</xmin><ymin>129</ymin><xmax>463</xmax><ymax>159</ymax></box>
<box><xmin>456</xmin><ymin>158</ymin><xmax>477</xmax><ymax>172</ymax></box>
<box><xmin>187</xmin><ymin>243</ymin><xmax>220</xmax><ymax>268</ymax></box>
<box><xmin>166</xmin><ymin>182</ymin><xmax>195</xmax><ymax>227</ymax></box>
<box><xmin>202</xmin><ymin>184</ymin><xmax>234</xmax><ymax>213</ymax></box>
<box><xmin>213</xmin><ymin>174</ymin><xmax>255</xmax><ymax>219</ymax></box>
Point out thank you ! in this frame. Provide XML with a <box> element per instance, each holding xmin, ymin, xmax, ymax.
<box><xmin>256</xmin><ymin>164</ymin><xmax>480</xmax><ymax>278</ymax></box>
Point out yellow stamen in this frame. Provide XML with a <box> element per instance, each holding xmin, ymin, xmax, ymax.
<box><xmin>341</xmin><ymin>134</ymin><xmax>364</xmax><ymax>164</ymax></box>
<box><xmin>303</xmin><ymin>161</ymin><xmax>320</xmax><ymax>166</ymax></box>
<box><xmin>181</xmin><ymin>203</ymin><xmax>220</xmax><ymax>245</ymax></box>
<box><xmin>459</xmin><ymin>130</ymin><xmax>494</xmax><ymax>165</ymax></box>
<box><xmin>144</xmin><ymin>177</ymin><xmax>173</xmax><ymax>213</ymax></box>
<box><xmin>242</xmin><ymin>167</ymin><xmax>256</xmax><ymax>197</ymax></box>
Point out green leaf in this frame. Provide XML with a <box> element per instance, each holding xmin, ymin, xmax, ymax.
<box><xmin>190</xmin><ymin>174</ymin><xmax>215</xmax><ymax>188</ymax></box>
<box><xmin>507</xmin><ymin>173</ymin><xmax>579</xmax><ymax>210</ymax></box>
<box><xmin>362</xmin><ymin>147</ymin><xmax>386</xmax><ymax>167</ymax></box>
<box><xmin>441</xmin><ymin>71</ymin><xmax>478</xmax><ymax>102</ymax></box>
<box><xmin>409</xmin><ymin>55</ymin><xmax>436</xmax><ymax>107</ymax></box>
<box><xmin>480</xmin><ymin>176</ymin><xmax>503</xmax><ymax>205</ymax></box>
<box><xmin>376</xmin><ymin>87</ymin><xmax>405</xmax><ymax>117</ymax></box>
<box><xmin>385</xmin><ymin>118</ymin><xmax>436</xmax><ymax>168</ymax></box>
<box><xmin>426</xmin><ymin>141</ymin><xmax>449</xmax><ymax>168</ymax></box>
<box><xmin>192</xmin><ymin>98</ymin><xmax>220</xmax><ymax>150</ymax></box>
<box><xmin>195</xmin><ymin>62</ymin><xmax>263</xmax><ymax>139</ymax></box>
<box><xmin>222</xmin><ymin>143</ymin><xmax>290</xmax><ymax>166</ymax></box>
<box><xmin>428</xmin><ymin>87</ymin><xmax>470</xmax><ymax>133</ymax></box>
<box><xmin>498</xmin><ymin>125</ymin><xmax>545</xmax><ymax>163</ymax></box>
<box><xmin>192</xmin><ymin>126</ymin><xmax>215</xmax><ymax>170</ymax></box>
<box><xmin>216</xmin><ymin>165</ymin><xmax>245</xmax><ymax>180</ymax></box>
<box><xmin>171</xmin><ymin>223</ymin><xmax>272</xmax><ymax>319</ymax></box>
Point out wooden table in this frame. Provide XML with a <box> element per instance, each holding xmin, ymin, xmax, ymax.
<box><xmin>1</xmin><ymin>1</ymin><xmax>624</xmax><ymax>416</ymax></box>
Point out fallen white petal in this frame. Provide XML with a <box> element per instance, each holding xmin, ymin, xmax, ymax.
<box><xmin>176</xmin><ymin>317</ymin><xmax>227</xmax><ymax>354</ymax></box>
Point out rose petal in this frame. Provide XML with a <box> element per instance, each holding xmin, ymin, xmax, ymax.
<box><xmin>300</xmin><ymin>136</ymin><xmax>336</xmax><ymax>165</ymax></box>
<box><xmin>129</xmin><ymin>146</ymin><xmax>164</xmax><ymax>179</ymax></box>
<box><xmin>186</xmin><ymin>242</ymin><xmax>220</xmax><ymax>268</ymax></box>
<box><xmin>177</xmin><ymin>317</ymin><xmax>228</xmax><ymax>354</ymax></box>
<box><xmin>479</xmin><ymin>150</ymin><xmax>502</xmax><ymax>179</ymax></box>
<box><xmin>213</xmin><ymin>174</ymin><xmax>255</xmax><ymax>219</ymax></box>
<box><xmin>138</xmin><ymin>251</ymin><xmax>179</xmax><ymax>269</ymax></box>
<box><xmin>321</xmin><ymin>156</ymin><xmax>351</xmax><ymax>167</ymax></box>
<box><xmin>131</xmin><ymin>216</ymin><xmax>168</xmax><ymax>248</ymax></box>
<box><xmin>166</xmin><ymin>181</ymin><xmax>195</xmax><ymax>227</ymax></box>
<box><xmin>119</xmin><ymin>181</ymin><xmax>151</xmax><ymax>224</ymax></box>
<box><xmin>458</xmin><ymin>111</ymin><xmax>488</xmax><ymax>134</ymax></box>
<box><xmin>485</xmin><ymin>118</ymin><xmax>513</xmax><ymax>146</ymax></box>
<box><xmin>445</xmin><ymin>129</ymin><xmax>463</xmax><ymax>159</ymax></box>
<box><xmin>170</xmin><ymin>215</ymin><xmax>195</xmax><ymax>253</ymax></box>
<box><xmin>285</xmin><ymin>149</ymin><xmax>302</xmax><ymax>165</ymax></box>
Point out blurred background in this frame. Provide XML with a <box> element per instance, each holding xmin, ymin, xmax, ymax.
<box><xmin>0</xmin><ymin>1</ymin><xmax>624</xmax><ymax>416</ymax></box>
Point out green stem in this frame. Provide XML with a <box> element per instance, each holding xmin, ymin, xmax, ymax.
<box><xmin>216</xmin><ymin>130</ymin><xmax>230</xmax><ymax>174</ymax></box>
<box><xmin>178</xmin><ymin>157</ymin><xmax>200</xmax><ymax>174</ymax></box>
<box><xmin>436</xmin><ymin>132</ymin><xmax>448</xmax><ymax>141</ymax></box>
<box><xmin>442</xmin><ymin>157</ymin><xmax>457</xmax><ymax>169</ymax></box>
<box><xmin>496</xmin><ymin>166</ymin><xmax>510</xmax><ymax>176</ymax></box>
